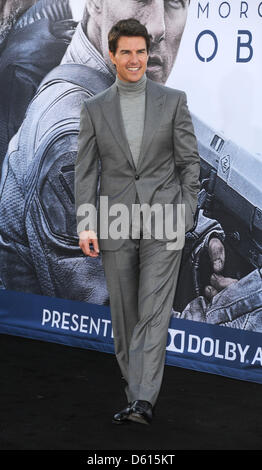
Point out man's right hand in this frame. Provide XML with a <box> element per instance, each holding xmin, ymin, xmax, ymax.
<box><xmin>79</xmin><ymin>230</ymin><xmax>100</xmax><ymax>258</ymax></box>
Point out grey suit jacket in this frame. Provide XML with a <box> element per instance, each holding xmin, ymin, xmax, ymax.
<box><xmin>75</xmin><ymin>78</ymin><xmax>200</xmax><ymax>251</ymax></box>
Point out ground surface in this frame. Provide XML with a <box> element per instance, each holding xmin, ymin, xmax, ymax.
<box><xmin>0</xmin><ymin>333</ymin><xmax>261</xmax><ymax>454</ymax></box>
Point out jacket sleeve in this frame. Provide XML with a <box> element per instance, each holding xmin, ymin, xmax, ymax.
<box><xmin>173</xmin><ymin>91</ymin><xmax>200</xmax><ymax>231</ymax></box>
<box><xmin>75</xmin><ymin>101</ymin><xmax>99</xmax><ymax>234</ymax></box>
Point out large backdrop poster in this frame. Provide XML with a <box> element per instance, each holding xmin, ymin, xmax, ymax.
<box><xmin>0</xmin><ymin>0</ymin><xmax>261</xmax><ymax>383</ymax></box>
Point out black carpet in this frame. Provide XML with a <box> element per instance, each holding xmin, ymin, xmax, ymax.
<box><xmin>0</xmin><ymin>333</ymin><xmax>262</xmax><ymax>453</ymax></box>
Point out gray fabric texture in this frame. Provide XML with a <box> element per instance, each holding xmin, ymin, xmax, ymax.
<box><xmin>116</xmin><ymin>74</ymin><xmax>146</xmax><ymax>169</ymax></box>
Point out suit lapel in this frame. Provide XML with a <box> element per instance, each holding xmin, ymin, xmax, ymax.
<box><xmin>101</xmin><ymin>79</ymin><xmax>166</xmax><ymax>170</ymax></box>
<box><xmin>137</xmin><ymin>79</ymin><xmax>166</xmax><ymax>170</ymax></box>
<box><xmin>101</xmin><ymin>83</ymin><xmax>135</xmax><ymax>169</ymax></box>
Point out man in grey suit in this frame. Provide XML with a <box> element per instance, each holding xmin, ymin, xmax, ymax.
<box><xmin>75</xmin><ymin>18</ymin><xmax>200</xmax><ymax>425</ymax></box>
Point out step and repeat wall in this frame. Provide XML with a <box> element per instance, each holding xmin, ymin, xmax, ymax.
<box><xmin>0</xmin><ymin>0</ymin><xmax>261</xmax><ymax>383</ymax></box>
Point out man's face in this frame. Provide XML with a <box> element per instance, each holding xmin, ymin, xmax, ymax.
<box><xmin>99</xmin><ymin>0</ymin><xmax>189</xmax><ymax>83</ymax></box>
<box><xmin>109</xmin><ymin>36</ymin><xmax>148</xmax><ymax>83</ymax></box>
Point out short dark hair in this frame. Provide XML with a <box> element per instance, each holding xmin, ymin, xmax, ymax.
<box><xmin>108</xmin><ymin>18</ymin><xmax>150</xmax><ymax>55</ymax></box>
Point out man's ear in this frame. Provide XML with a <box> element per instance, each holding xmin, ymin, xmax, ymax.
<box><xmin>108</xmin><ymin>50</ymin><xmax>116</xmax><ymax>67</ymax></box>
<box><xmin>86</xmin><ymin>0</ymin><xmax>102</xmax><ymax>16</ymax></box>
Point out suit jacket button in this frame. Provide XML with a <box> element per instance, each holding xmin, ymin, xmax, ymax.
<box><xmin>135</xmin><ymin>175</ymin><xmax>140</xmax><ymax>180</ymax></box>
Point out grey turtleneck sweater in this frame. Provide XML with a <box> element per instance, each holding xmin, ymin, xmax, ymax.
<box><xmin>116</xmin><ymin>74</ymin><xmax>147</xmax><ymax>169</ymax></box>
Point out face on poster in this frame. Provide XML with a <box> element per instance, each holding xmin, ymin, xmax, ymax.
<box><xmin>72</xmin><ymin>0</ymin><xmax>190</xmax><ymax>83</ymax></box>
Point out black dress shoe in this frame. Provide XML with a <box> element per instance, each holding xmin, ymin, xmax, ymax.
<box><xmin>112</xmin><ymin>403</ymin><xmax>133</xmax><ymax>425</ymax></box>
<box><xmin>127</xmin><ymin>400</ymin><xmax>153</xmax><ymax>425</ymax></box>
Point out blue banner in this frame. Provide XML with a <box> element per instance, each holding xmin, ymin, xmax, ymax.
<box><xmin>0</xmin><ymin>289</ymin><xmax>114</xmax><ymax>354</ymax></box>
<box><xmin>166</xmin><ymin>318</ymin><xmax>262</xmax><ymax>384</ymax></box>
<box><xmin>1</xmin><ymin>289</ymin><xmax>261</xmax><ymax>384</ymax></box>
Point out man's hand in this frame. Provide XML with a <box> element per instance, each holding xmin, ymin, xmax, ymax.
<box><xmin>79</xmin><ymin>230</ymin><xmax>100</xmax><ymax>258</ymax></box>
<box><xmin>204</xmin><ymin>237</ymin><xmax>238</xmax><ymax>301</ymax></box>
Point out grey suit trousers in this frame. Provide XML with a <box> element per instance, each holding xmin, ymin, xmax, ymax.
<box><xmin>101</xmin><ymin>226</ymin><xmax>182</xmax><ymax>407</ymax></box>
